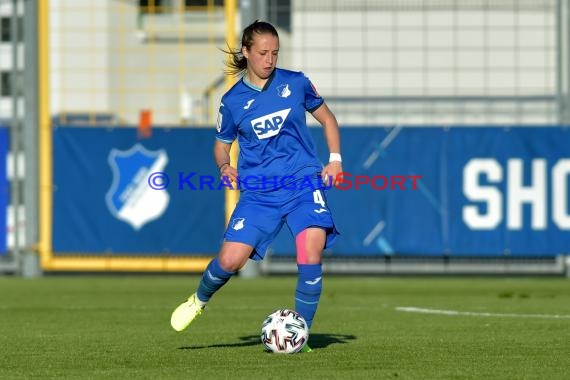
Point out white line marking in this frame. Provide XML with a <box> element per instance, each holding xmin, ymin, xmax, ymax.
<box><xmin>379</xmin><ymin>124</ymin><xmax>403</xmax><ymax>150</ymax></box>
<box><xmin>363</xmin><ymin>150</ymin><xmax>380</xmax><ymax>170</ymax></box>
<box><xmin>396</xmin><ymin>306</ymin><xmax>570</xmax><ymax>319</ymax></box>
<box><xmin>363</xmin><ymin>220</ymin><xmax>385</xmax><ymax>246</ymax></box>
<box><xmin>363</xmin><ymin>125</ymin><xmax>403</xmax><ymax>169</ymax></box>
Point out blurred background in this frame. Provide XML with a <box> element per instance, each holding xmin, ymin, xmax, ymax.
<box><xmin>0</xmin><ymin>0</ymin><xmax>569</xmax><ymax>276</ymax></box>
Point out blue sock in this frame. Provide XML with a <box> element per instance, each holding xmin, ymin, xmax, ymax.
<box><xmin>196</xmin><ymin>258</ymin><xmax>235</xmax><ymax>303</ymax></box>
<box><xmin>295</xmin><ymin>264</ymin><xmax>323</xmax><ymax>329</ymax></box>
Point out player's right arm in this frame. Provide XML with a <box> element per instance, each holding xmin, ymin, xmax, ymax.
<box><xmin>214</xmin><ymin>140</ymin><xmax>238</xmax><ymax>182</ymax></box>
<box><xmin>214</xmin><ymin>100</ymin><xmax>238</xmax><ymax>182</ymax></box>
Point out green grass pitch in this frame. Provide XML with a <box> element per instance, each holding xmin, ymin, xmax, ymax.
<box><xmin>1</xmin><ymin>275</ymin><xmax>569</xmax><ymax>379</ymax></box>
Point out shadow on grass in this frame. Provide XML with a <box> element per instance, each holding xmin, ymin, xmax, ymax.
<box><xmin>308</xmin><ymin>333</ymin><xmax>356</xmax><ymax>349</ymax></box>
<box><xmin>178</xmin><ymin>332</ymin><xmax>356</xmax><ymax>350</ymax></box>
<box><xmin>178</xmin><ymin>335</ymin><xmax>260</xmax><ymax>350</ymax></box>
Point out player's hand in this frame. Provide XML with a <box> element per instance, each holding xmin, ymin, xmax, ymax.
<box><xmin>322</xmin><ymin>161</ymin><xmax>343</xmax><ymax>187</ymax></box>
<box><xmin>220</xmin><ymin>164</ymin><xmax>239</xmax><ymax>185</ymax></box>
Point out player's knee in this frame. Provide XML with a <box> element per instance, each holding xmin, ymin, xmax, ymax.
<box><xmin>306</xmin><ymin>239</ymin><xmax>325</xmax><ymax>264</ymax></box>
<box><xmin>296</xmin><ymin>228</ymin><xmax>325</xmax><ymax>264</ymax></box>
<box><xmin>217</xmin><ymin>256</ymin><xmax>242</xmax><ymax>272</ymax></box>
<box><xmin>218</xmin><ymin>242</ymin><xmax>254</xmax><ymax>272</ymax></box>
<box><xmin>218</xmin><ymin>251</ymin><xmax>250</xmax><ymax>272</ymax></box>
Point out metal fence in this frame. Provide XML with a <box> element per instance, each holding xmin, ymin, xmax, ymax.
<box><xmin>11</xmin><ymin>0</ymin><xmax>562</xmax><ymax>127</ymax></box>
<box><xmin>1</xmin><ymin>0</ymin><xmax>570</xmax><ymax>274</ymax></box>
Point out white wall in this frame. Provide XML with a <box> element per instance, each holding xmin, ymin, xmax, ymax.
<box><xmin>45</xmin><ymin>0</ymin><xmax>558</xmax><ymax>125</ymax></box>
<box><xmin>290</xmin><ymin>0</ymin><xmax>556</xmax><ymax>124</ymax></box>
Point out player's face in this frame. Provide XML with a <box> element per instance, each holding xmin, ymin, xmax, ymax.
<box><xmin>243</xmin><ymin>33</ymin><xmax>279</xmax><ymax>83</ymax></box>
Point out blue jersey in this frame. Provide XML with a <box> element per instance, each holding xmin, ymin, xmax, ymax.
<box><xmin>216</xmin><ymin>68</ymin><xmax>325</xmax><ymax>200</ymax></box>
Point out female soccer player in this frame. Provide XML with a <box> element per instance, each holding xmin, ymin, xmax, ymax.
<box><xmin>170</xmin><ymin>20</ymin><xmax>342</xmax><ymax>352</ymax></box>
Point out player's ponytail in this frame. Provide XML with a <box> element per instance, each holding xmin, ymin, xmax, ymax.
<box><xmin>221</xmin><ymin>20</ymin><xmax>279</xmax><ymax>77</ymax></box>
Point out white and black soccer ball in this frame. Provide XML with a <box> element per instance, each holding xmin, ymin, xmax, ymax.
<box><xmin>260</xmin><ymin>309</ymin><xmax>309</xmax><ymax>354</ymax></box>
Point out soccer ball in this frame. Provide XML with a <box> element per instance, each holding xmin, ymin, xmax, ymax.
<box><xmin>260</xmin><ymin>309</ymin><xmax>309</xmax><ymax>354</ymax></box>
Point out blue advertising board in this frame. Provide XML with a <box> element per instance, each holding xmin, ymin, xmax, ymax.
<box><xmin>53</xmin><ymin>125</ymin><xmax>570</xmax><ymax>258</ymax></box>
<box><xmin>271</xmin><ymin>126</ymin><xmax>570</xmax><ymax>258</ymax></box>
<box><xmin>52</xmin><ymin>126</ymin><xmax>225</xmax><ymax>255</ymax></box>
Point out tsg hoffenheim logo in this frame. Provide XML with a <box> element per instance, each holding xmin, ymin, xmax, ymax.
<box><xmin>276</xmin><ymin>84</ymin><xmax>291</xmax><ymax>98</ymax></box>
<box><xmin>106</xmin><ymin>144</ymin><xmax>170</xmax><ymax>230</ymax></box>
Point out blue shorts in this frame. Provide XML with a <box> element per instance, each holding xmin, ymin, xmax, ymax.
<box><xmin>224</xmin><ymin>188</ymin><xmax>339</xmax><ymax>261</ymax></box>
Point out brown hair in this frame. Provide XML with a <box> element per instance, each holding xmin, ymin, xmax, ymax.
<box><xmin>222</xmin><ymin>20</ymin><xmax>279</xmax><ymax>77</ymax></box>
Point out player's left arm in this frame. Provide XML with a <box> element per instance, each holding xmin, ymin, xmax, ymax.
<box><xmin>311</xmin><ymin>103</ymin><xmax>343</xmax><ymax>186</ymax></box>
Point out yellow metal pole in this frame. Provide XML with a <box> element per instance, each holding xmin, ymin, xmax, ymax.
<box><xmin>224</xmin><ymin>0</ymin><xmax>238</xmax><ymax>226</ymax></box>
<box><xmin>38</xmin><ymin>0</ymin><xmax>52</xmax><ymax>268</ymax></box>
